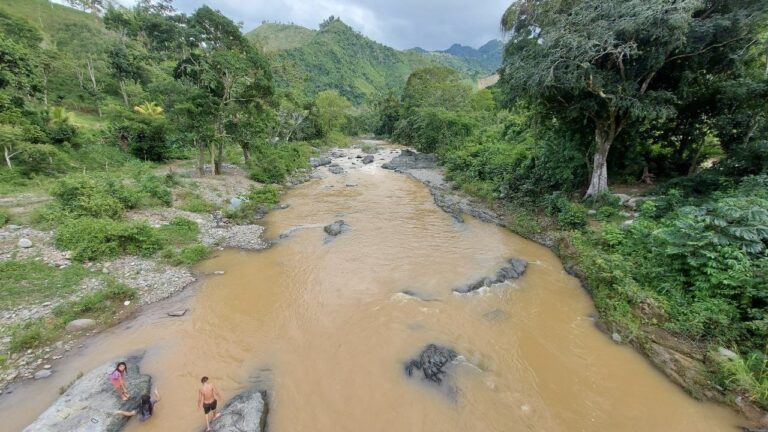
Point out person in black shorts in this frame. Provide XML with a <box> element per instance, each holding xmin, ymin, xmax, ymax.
<box><xmin>197</xmin><ymin>376</ymin><xmax>221</xmax><ymax>431</ymax></box>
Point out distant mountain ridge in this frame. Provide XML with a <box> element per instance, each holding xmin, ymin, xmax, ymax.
<box><xmin>246</xmin><ymin>20</ymin><xmax>502</xmax><ymax>104</ymax></box>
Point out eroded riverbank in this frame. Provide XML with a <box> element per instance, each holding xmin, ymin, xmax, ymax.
<box><xmin>2</xmin><ymin>143</ymin><xmax>747</xmax><ymax>431</ymax></box>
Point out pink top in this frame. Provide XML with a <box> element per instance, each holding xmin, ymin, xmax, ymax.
<box><xmin>109</xmin><ymin>370</ymin><xmax>124</xmax><ymax>384</ymax></box>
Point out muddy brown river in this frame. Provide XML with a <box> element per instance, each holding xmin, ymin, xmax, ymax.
<box><xmin>2</xmin><ymin>147</ymin><xmax>744</xmax><ymax>431</ymax></box>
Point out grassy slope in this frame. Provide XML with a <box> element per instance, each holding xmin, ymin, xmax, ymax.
<box><xmin>0</xmin><ymin>0</ymin><xmax>118</xmax><ymax>114</ymax></box>
<box><xmin>248</xmin><ymin>21</ymin><xmax>493</xmax><ymax>103</ymax></box>
<box><xmin>246</xmin><ymin>22</ymin><xmax>316</xmax><ymax>51</ymax></box>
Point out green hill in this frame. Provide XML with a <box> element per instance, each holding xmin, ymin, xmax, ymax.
<box><xmin>245</xmin><ymin>19</ymin><xmax>493</xmax><ymax>104</ymax></box>
<box><xmin>248</xmin><ymin>22</ymin><xmax>316</xmax><ymax>52</ymax></box>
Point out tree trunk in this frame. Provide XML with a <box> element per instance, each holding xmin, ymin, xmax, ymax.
<box><xmin>215</xmin><ymin>142</ymin><xmax>223</xmax><ymax>175</ymax></box>
<box><xmin>4</xmin><ymin>146</ymin><xmax>15</xmax><ymax>169</ymax></box>
<box><xmin>585</xmin><ymin>119</ymin><xmax>615</xmax><ymax>198</ymax></box>
<box><xmin>195</xmin><ymin>138</ymin><xmax>205</xmax><ymax>176</ymax></box>
<box><xmin>119</xmin><ymin>80</ymin><xmax>129</xmax><ymax>108</ymax></box>
<box><xmin>86</xmin><ymin>58</ymin><xmax>101</xmax><ymax>118</ymax></box>
<box><xmin>240</xmin><ymin>143</ymin><xmax>251</xmax><ymax>162</ymax></box>
<box><xmin>42</xmin><ymin>70</ymin><xmax>49</xmax><ymax>108</ymax></box>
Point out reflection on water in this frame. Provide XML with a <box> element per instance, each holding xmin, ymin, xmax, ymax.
<box><xmin>3</xmin><ymin>149</ymin><xmax>742</xmax><ymax>431</ymax></box>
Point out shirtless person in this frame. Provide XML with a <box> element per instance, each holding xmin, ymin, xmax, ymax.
<box><xmin>197</xmin><ymin>376</ymin><xmax>221</xmax><ymax>431</ymax></box>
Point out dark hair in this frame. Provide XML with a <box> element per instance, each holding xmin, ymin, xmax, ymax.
<box><xmin>139</xmin><ymin>394</ymin><xmax>153</xmax><ymax>417</ymax></box>
<box><xmin>201</xmin><ymin>376</ymin><xmax>208</xmax><ymax>383</ymax></box>
<box><xmin>114</xmin><ymin>362</ymin><xmax>127</xmax><ymax>375</ymax></box>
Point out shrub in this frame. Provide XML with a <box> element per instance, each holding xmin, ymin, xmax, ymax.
<box><xmin>14</xmin><ymin>143</ymin><xmax>71</xmax><ymax>177</ymax></box>
<box><xmin>557</xmin><ymin>203</ymin><xmax>588</xmax><ymax>230</ymax></box>
<box><xmin>55</xmin><ymin>218</ymin><xmax>162</xmax><ymax>261</ymax></box>
<box><xmin>178</xmin><ymin>193</ymin><xmax>216</xmax><ymax>213</ymax></box>
<box><xmin>168</xmin><ymin>244</ymin><xmax>210</xmax><ymax>266</ymax></box>
<box><xmin>108</xmin><ymin>114</ymin><xmax>172</xmax><ymax>161</ymax></box>
<box><xmin>156</xmin><ymin>217</ymin><xmax>199</xmax><ymax>245</ymax></box>
<box><xmin>719</xmin><ymin>351</ymin><xmax>768</xmax><ymax>409</ymax></box>
<box><xmin>596</xmin><ymin>205</ymin><xmax>620</xmax><ymax>221</ymax></box>
<box><xmin>226</xmin><ymin>185</ymin><xmax>281</xmax><ymax>223</ymax></box>
<box><xmin>0</xmin><ymin>209</ymin><xmax>8</xmax><ymax>226</ymax></box>
<box><xmin>50</xmin><ymin>173</ymin><xmax>141</xmax><ymax>219</ymax></box>
<box><xmin>246</xmin><ymin>142</ymin><xmax>311</xmax><ymax>184</ymax></box>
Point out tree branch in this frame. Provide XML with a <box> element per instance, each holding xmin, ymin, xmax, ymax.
<box><xmin>665</xmin><ymin>36</ymin><xmax>749</xmax><ymax>63</ymax></box>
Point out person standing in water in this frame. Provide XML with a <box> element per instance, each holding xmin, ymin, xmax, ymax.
<box><xmin>198</xmin><ymin>376</ymin><xmax>221</xmax><ymax>431</ymax></box>
<box><xmin>110</xmin><ymin>362</ymin><xmax>129</xmax><ymax>401</ymax></box>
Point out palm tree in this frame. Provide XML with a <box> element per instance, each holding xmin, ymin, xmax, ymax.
<box><xmin>133</xmin><ymin>101</ymin><xmax>164</xmax><ymax>117</ymax></box>
<box><xmin>49</xmin><ymin>106</ymin><xmax>70</xmax><ymax>125</ymax></box>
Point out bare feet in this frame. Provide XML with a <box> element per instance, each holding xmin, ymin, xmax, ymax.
<box><xmin>214</xmin><ymin>412</ymin><xmax>221</xmax><ymax>419</ymax></box>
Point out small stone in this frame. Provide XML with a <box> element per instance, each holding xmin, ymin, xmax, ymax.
<box><xmin>167</xmin><ymin>309</ymin><xmax>188</xmax><ymax>317</ymax></box>
<box><xmin>34</xmin><ymin>370</ymin><xmax>52</xmax><ymax>379</ymax></box>
<box><xmin>43</xmin><ymin>364</ymin><xmax>52</xmax><ymax>369</ymax></box>
<box><xmin>345</xmin><ymin>183</ymin><xmax>358</xmax><ymax>187</ymax></box>
<box><xmin>717</xmin><ymin>347</ymin><xmax>739</xmax><ymax>360</ymax></box>
<box><xmin>17</xmin><ymin>238</ymin><xmax>33</xmax><ymax>248</ymax></box>
<box><xmin>123</xmin><ymin>300</ymin><xmax>131</xmax><ymax>306</ymax></box>
<box><xmin>213</xmin><ymin>271</ymin><xmax>225</xmax><ymax>275</ymax></box>
<box><xmin>611</xmin><ymin>332</ymin><xmax>622</xmax><ymax>343</ymax></box>
<box><xmin>64</xmin><ymin>319</ymin><xmax>97</xmax><ymax>332</ymax></box>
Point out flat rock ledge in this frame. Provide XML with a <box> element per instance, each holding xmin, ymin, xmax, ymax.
<box><xmin>24</xmin><ymin>355</ymin><xmax>151</xmax><ymax>432</ymax></box>
<box><xmin>210</xmin><ymin>388</ymin><xmax>268</xmax><ymax>432</ymax></box>
<box><xmin>454</xmin><ymin>258</ymin><xmax>528</xmax><ymax>294</ymax></box>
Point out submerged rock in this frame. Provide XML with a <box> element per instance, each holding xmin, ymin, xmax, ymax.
<box><xmin>24</xmin><ymin>355</ymin><xmax>151</xmax><ymax>432</ymax></box>
<box><xmin>328</xmin><ymin>165</ymin><xmax>344</xmax><ymax>175</ymax></box>
<box><xmin>405</xmin><ymin>344</ymin><xmax>458</xmax><ymax>385</ymax></box>
<box><xmin>454</xmin><ymin>258</ymin><xmax>528</xmax><ymax>294</ymax></box>
<box><xmin>210</xmin><ymin>389</ymin><xmax>268</xmax><ymax>432</ymax></box>
<box><xmin>323</xmin><ymin>220</ymin><xmax>348</xmax><ymax>237</ymax></box>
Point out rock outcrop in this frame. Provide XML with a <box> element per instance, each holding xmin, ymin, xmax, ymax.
<box><xmin>404</xmin><ymin>344</ymin><xmax>458</xmax><ymax>385</ymax></box>
<box><xmin>210</xmin><ymin>389</ymin><xmax>269</xmax><ymax>432</ymax></box>
<box><xmin>24</xmin><ymin>355</ymin><xmax>151</xmax><ymax>432</ymax></box>
<box><xmin>382</xmin><ymin>149</ymin><xmax>438</xmax><ymax>171</ymax></box>
<box><xmin>309</xmin><ymin>157</ymin><xmax>331</xmax><ymax>168</ymax></box>
<box><xmin>454</xmin><ymin>258</ymin><xmax>528</xmax><ymax>294</ymax></box>
<box><xmin>323</xmin><ymin>220</ymin><xmax>348</xmax><ymax>237</ymax></box>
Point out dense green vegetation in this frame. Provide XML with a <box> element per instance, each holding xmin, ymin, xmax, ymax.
<box><xmin>376</xmin><ymin>0</ymin><xmax>768</xmax><ymax>410</ymax></box>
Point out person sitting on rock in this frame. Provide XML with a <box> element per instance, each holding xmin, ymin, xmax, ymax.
<box><xmin>114</xmin><ymin>388</ymin><xmax>161</xmax><ymax>422</ymax></box>
<box><xmin>110</xmin><ymin>362</ymin><xmax>130</xmax><ymax>401</ymax></box>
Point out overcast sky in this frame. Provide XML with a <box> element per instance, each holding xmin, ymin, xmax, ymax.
<box><xmin>100</xmin><ymin>0</ymin><xmax>510</xmax><ymax>50</ymax></box>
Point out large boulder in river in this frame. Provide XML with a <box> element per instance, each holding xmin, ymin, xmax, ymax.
<box><xmin>24</xmin><ymin>355</ymin><xmax>151</xmax><ymax>432</ymax></box>
<box><xmin>405</xmin><ymin>344</ymin><xmax>458</xmax><ymax>385</ymax></box>
<box><xmin>454</xmin><ymin>258</ymin><xmax>527</xmax><ymax>294</ymax></box>
<box><xmin>362</xmin><ymin>155</ymin><xmax>374</xmax><ymax>164</ymax></box>
<box><xmin>323</xmin><ymin>220</ymin><xmax>348</xmax><ymax>237</ymax></box>
<box><xmin>210</xmin><ymin>389</ymin><xmax>268</xmax><ymax>432</ymax></box>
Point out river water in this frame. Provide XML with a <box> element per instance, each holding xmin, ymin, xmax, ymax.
<box><xmin>3</xmin><ymin>146</ymin><xmax>743</xmax><ymax>431</ymax></box>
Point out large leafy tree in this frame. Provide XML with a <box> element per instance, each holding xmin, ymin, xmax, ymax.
<box><xmin>174</xmin><ymin>6</ymin><xmax>273</xmax><ymax>174</ymax></box>
<box><xmin>499</xmin><ymin>0</ymin><xmax>768</xmax><ymax>197</ymax></box>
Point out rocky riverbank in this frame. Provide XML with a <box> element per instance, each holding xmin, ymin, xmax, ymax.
<box><xmin>0</xmin><ymin>167</ymin><xmax>273</xmax><ymax>394</ymax></box>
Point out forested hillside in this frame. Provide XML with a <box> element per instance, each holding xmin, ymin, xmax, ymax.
<box><xmin>247</xmin><ymin>18</ymin><xmax>498</xmax><ymax>104</ymax></box>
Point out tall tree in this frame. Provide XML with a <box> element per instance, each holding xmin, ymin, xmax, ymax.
<box><xmin>499</xmin><ymin>0</ymin><xmax>768</xmax><ymax>197</ymax></box>
<box><xmin>174</xmin><ymin>6</ymin><xmax>273</xmax><ymax>174</ymax></box>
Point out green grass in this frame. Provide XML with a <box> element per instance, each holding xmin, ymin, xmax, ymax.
<box><xmin>0</xmin><ymin>260</ymin><xmax>88</xmax><ymax>309</ymax></box>
<box><xmin>178</xmin><ymin>192</ymin><xmax>217</xmax><ymax>214</ymax></box>
<box><xmin>0</xmin><ymin>209</ymin><xmax>9</xmax><ymax>226</ymax></box>
<box><xmin>8</xmin><ymin>279</ymin><xmax>137</xmax><ymax>352</ymax></box>
<box><xmin>161</xmin><ymin>243</ymin><xmax>211</xmax><ymax>266</ymax></box>
<box><xmin>719</xmin><ymin>351</ymin><xmax>768</xmax><ymax>409</ymax></box>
